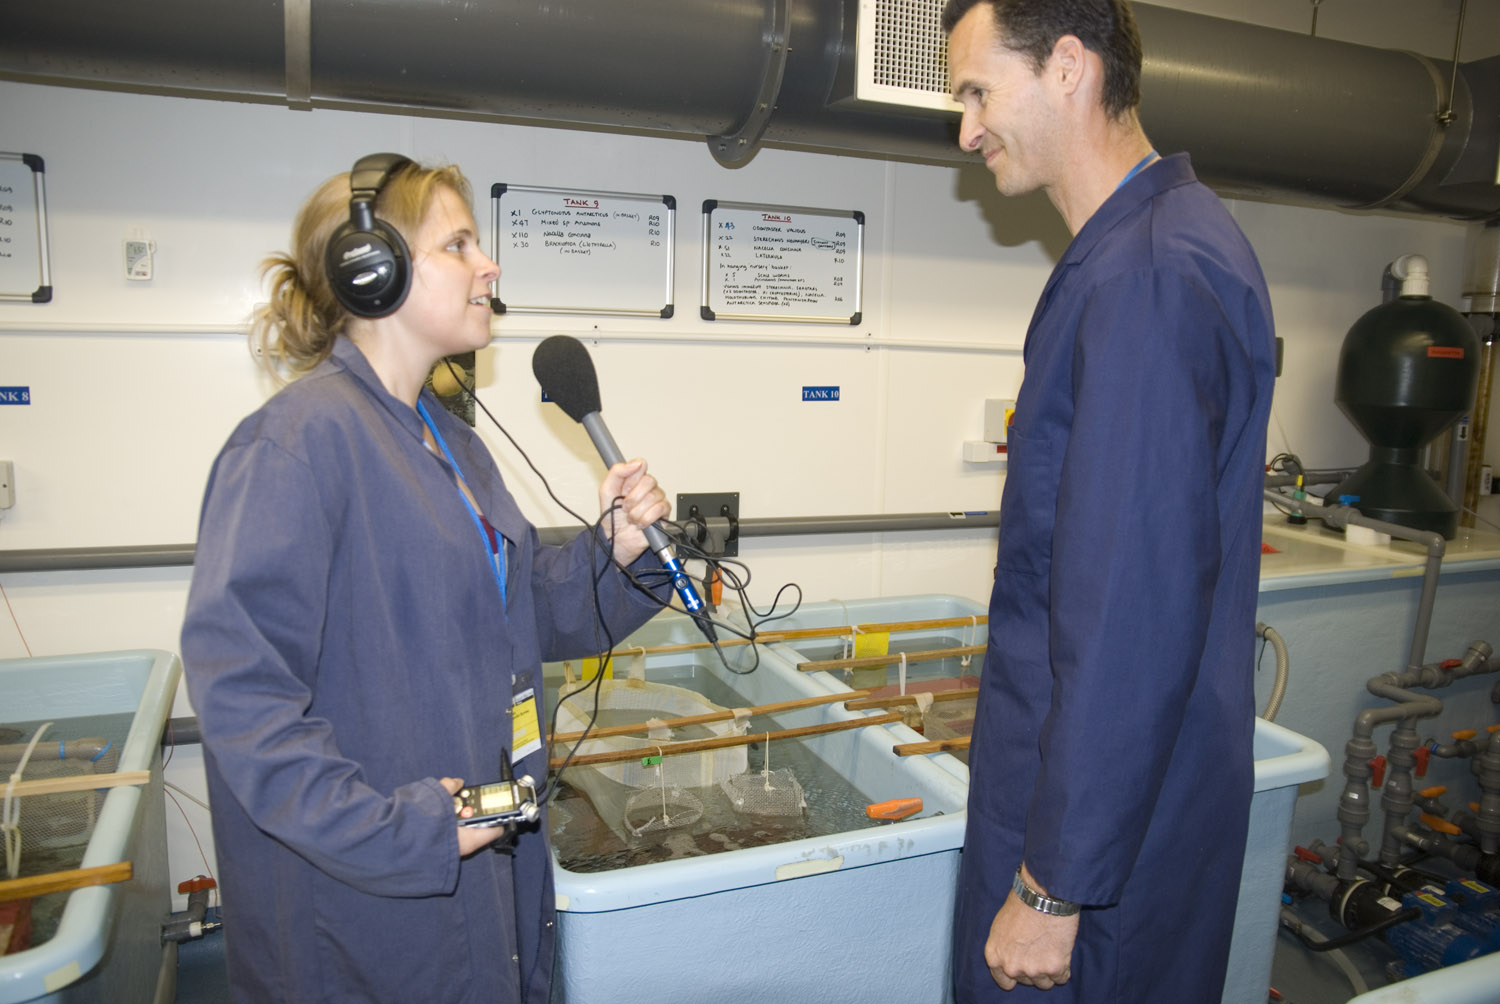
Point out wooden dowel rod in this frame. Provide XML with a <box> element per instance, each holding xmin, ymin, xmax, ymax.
<box><xmin>550</xmin><ymin>712</ymin><xmax>905</xmax><ymax>769</ymax></box>
<box><xmin>892</xmin><ymin>737</ymin><xmax>972</xmax><ymax>757</ymax></box>
<box><xmin>578</xmin><ymin>615</ymin><xmax>990</xmax><ymax>659</ymax></box>
<box><xmin>798</xmin><ymin>644</ymin><xmax>986</xmax><ymax>673</ymax></box>
<box><xmin>550</xmin><ymin>689</ymin><xmax>873</xmax><ymax>744</ymax></box>
<box><xmin>0</xmin><ymin>861</ymin><xmax>134</xmax><ymax>903</ymax></box>
<box><xmin>2</xmin><ymin>770</ymin><xmax>150</xmax><ymax>799</ymax></box>
<box><xmin>844</xmin><ymin>688</ymin><xmax>980</xmax><ymax>711</ymax></box>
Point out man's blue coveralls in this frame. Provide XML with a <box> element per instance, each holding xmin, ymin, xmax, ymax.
<box><xmin>953</xmin><ymin>153</ymin><xmax>1277</xmax><ymax>1003</ymax></box>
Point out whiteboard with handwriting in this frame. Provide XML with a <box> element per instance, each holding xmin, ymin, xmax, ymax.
<box><xmin>0</xmin><ymin>153</ymin><xmax>52</xmax><ymax>303</ymax></box>
<box><xmin>701</xmin><ymin>200</ymin><xmax>863</xmax><ymax>324</ymax></box>
<box><xmin>490</xmin><ymin>184</ymin><xmax>674</xmax><ymax>317</ymax></box>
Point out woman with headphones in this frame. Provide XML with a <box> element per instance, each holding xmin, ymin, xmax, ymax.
<box><xmin>181</xmin><ymin>155</ymin><xmax>670</xmax><ymax>1003</ymax></box>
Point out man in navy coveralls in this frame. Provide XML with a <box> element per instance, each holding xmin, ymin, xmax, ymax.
<box><xmin>942</xmin><ymin>1</ymin><xmax>1276</xmax><ymax>999</ymax></box>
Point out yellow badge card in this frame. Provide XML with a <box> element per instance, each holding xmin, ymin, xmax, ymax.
<box><xmin>511</xmin><ymin>688</ymin><xmax>541</xmax><ymax>763</ymax></box>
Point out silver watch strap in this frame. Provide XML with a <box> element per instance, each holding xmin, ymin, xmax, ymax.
<box><xmin>1011</xmin><ymin>868</ymin><xmax>1081</xmax><ymax>917</ymax></box>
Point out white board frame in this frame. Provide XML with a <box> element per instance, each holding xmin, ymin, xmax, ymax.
<box><xmin>490</xmin><ymin>184</ymin><xmax>674</xmax><ymax>317</ymax></box>
<box><xmin>700</xmin><ymin>200</ymin><xmax>863</xmax><ymax>324</ymax></box>
<box><xmin>0</xmin><ymin>153</ymin><xmax>53</xmax><ymax>303</ymax></box>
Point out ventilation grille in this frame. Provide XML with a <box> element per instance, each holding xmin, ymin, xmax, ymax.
<box><xmin>855</xmin><ymin>0</ymin><xmax>961</xmax><ymax>113</ymax></box>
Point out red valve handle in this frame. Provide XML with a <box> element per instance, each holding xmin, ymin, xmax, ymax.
<box><xmin>1370</xmin><ymin>755</ymin><xmax>1387</xmax><ymax>788</ymax></box>
<box><xmin>1414</xmin><ymin>746</ymin><xmax>1430</xmax><ymax>778</ymax></box>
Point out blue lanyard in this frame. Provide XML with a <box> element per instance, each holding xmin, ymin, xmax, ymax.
<box><xmin>1115</xmin><ymin>150</ymin><xmax>1158</xmax><ymax>192</ymax></box>
<box><xmin>415</xmin><ymin>399</ymin><xmax>507</xmax><ymax>609</ymax></box>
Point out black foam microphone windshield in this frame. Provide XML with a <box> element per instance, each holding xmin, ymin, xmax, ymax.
<box><xmin>532</xmin><ymin>335</ymin><xmax>716</xmax><ymax>641</ymax></box>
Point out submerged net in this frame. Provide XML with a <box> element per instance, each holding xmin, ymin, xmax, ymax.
<box><xmin>719</xmin><ymin>733</ymin><xmax>805</xmax><ymax>818</ymax></box>
<box><xmin>2</xmin><ymin>724</ymin><xmax>119</xmax><ymax>881</ymax></box>
<box><xmin>554</xmin><ymin>668</ymin><xmax>747</xmax><ymax>841</ymax></box>
<box><xmin>623</xmin><ymin>784</ymin><xmax>704</xmax><ymax>837</ymax></box>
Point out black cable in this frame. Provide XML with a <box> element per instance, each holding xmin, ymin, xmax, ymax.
<box><xmin>439</xmin><ymin>360</ymin><xmax>803</xmax><ymax>794</ymax></box>
<box><xmin>1290</xmin><ymin>906</ymin><xmax>1422</xmax><ymax>952</ymax></box>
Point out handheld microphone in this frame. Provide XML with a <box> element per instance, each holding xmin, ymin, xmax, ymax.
<box><xmin>532</xmin><ymin>335</ymin><xmax>716</xmax><ymax>642</ymax></box>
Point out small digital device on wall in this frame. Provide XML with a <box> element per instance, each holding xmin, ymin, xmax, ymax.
<box><xmin>701</xmin><ymin>200</ymin><xmax>863</xmax><ymax>324</ymax></box>
<box><xmin>0</xmin><ymin>153</ymin><xmax>53</xmax><ymax>303</ymax></box>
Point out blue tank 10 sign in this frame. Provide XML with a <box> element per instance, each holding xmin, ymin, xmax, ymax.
<box><xmin>701</xmin><ymin>200</ymin><xmax>864</xmax><ymax>324</ymax></box>
<box><xmin>0</xmin><ymin>153</ymin><xmax>52</xmax><ymax>303</ymax></box>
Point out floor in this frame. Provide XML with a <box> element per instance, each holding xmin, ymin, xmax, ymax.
<box><xmin>170</xmin><ymin>911</ymin><xmax>1382</xmax><ymax>1004</ymax></box>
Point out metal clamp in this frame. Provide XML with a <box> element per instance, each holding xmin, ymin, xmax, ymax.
<box><xmin>707</xmin><ymin>0</ymin><xmax>791</xmax><ymax>167</ymax></box>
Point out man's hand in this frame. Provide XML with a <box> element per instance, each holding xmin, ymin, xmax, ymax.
<box><xmin>984</xmin><ymin>864</ymin><xmax>1080</xmax><ymax>991</ymax></box>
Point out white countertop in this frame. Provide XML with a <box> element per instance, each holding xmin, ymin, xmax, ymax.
<box><xmin>1259</xmin><ymin>516</ymin><xmax>1500</xmax><ymax>591</ymax></box>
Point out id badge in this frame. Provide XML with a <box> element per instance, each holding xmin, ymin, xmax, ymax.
<box><xmin>511</xmin><ymin>687</ymin><xmax>542</xmax><ymax>764</ymax></box>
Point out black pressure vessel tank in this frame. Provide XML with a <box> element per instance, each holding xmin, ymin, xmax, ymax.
<box><xmin>1333</xmin><ymin>294</ymin><xmax>1480</xmax><ymax>538</ymax></box>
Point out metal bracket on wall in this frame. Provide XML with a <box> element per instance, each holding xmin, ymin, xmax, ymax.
<box><xmin>676</xmin><ymin>492</ymin><xmax>740</xmax><ymax>558</ymax></box>
<box><xmin>284</xmin><ymin>0</ymin><xmax>312</xmax><ymax>109</ymax></box>
<box><xmin>707</xmin><ymin>0</ymin><xmax>791</xmax><ymax>167</ymax></box>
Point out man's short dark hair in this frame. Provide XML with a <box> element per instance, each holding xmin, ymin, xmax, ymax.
<box><xmin>941</xmin><ymin>0</ymin><xmax>1142</xmax><ymax>119</ymax></box>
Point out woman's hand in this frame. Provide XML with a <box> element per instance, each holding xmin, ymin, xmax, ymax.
<box><xmin>597</xmin><ymin>458</ymin><xmax>670</xmax><ymax>566</ymax></box>
<box><xmin>439</xmin><ymin>777</ymin><xmax>512</xmax><ymax>856</ymax></box>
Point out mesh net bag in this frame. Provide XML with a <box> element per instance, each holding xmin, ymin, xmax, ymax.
<box><xmin>720</xmin><ymin>767</ymin><xmax>806</xmax><ymax>818</ymax></box>
<box><xmin>623</xmin><ymin>783</ymin><xmax>704</xmax><ymax>837</ymax></box>
<box><xmin>554</xmin><ymin>669</ymin><xmax>747</xmax><ymax>841</ymax></box>
<box><xmin>719</xmin><ymin>734</ymin><xmax>805</xmax><ymax>818</ymax></box>
<box><xmin>3</xmin><ymin>725</ymin><xmax>117</xmax><ymax>881</ymax></box>
<box><xmin>554</xmin><ymin>676</ymin><xmax>747</xmax><ymax>789</ymax></box>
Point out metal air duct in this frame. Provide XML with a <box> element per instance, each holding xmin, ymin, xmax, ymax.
<box><xmin>1</xmin><ymin>1</ymin><xmax>1496</xmax><ymax>219</ymax></box>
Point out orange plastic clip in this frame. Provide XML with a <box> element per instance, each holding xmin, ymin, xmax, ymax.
<box><xmin>1419</xmin><ymin>813</ymin><xmax>1462</xmax><ymax>836</ymax></box>
<box><xmin>866</xmin><ymin>797</ymin><xmax>923</xmax><ymax>821</ymax></box>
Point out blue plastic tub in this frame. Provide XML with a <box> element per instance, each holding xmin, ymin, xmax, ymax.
<box><xmin>764</xmin><ymin>595</ymin><xmax>1331</xmax><ymax>1004</ymax></box>
<box><xmin>0</xmin><ymin>650</ymin><xmax>180</xmax><ymax>1004</ymax></box>
<box><xmin>546</xmin><ymin>610</ymin><xmax>969</xmax><ymax>1004</ymax></box>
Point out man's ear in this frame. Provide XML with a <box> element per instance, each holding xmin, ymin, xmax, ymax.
<box><xmin>1048</xmin><ymin>34</ymin><xmax>1088</xmax><ymax>99</ymax></box>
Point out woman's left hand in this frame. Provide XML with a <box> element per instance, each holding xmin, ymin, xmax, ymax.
<box><xmin>598</xmin><ymin>458</ymin><xmax>670</xmax><ymax>566</ymax></box>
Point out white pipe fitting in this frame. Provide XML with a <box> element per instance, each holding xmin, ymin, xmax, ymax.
<box><xmin>1390</xmin><ymin>253</ymin><xmax>1430</xmax><ymax>297</ymax></box>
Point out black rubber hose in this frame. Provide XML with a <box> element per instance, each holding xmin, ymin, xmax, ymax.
<box><xmin>1291</xmin><ymin>906</ymin><xmax>1422</xmax><ymax>952</ymax></box>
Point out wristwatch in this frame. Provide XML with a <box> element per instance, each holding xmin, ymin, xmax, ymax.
<box><xmin>1011</xmin><ymin>868</ymin><xmax>1081</xmax><ymax>917</ymax></box>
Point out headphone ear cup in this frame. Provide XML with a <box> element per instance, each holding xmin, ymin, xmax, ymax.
<box><xmin>325</xmin><ymin>217</ymin><xmax>411</xmax><ymax>319</ymax></box>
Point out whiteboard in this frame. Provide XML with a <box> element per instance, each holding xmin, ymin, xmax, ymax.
<box><xmin>701</xmin><ymin>200</ymin><xmax>863</xmax><ymax>324</ymax></box>
<box><xmin>0</xmin><ymin>153</ymin><xmax>53</xmax><ymax>303</ymax></box>
<box><xmin>490</xmin><ymin>184</ymin><xmax>674</xmax><ymax>317</ymax></box>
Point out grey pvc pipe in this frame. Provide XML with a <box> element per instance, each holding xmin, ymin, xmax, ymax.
<box><xmin>0</xmin><ymin>511</ymin><xmax>1002</xmax><ymax>572</ymax></box>
<box><xmin>1265</xmin><ymin>490</ymin><xmax>1447</xmax><ymax>672</ymax></box>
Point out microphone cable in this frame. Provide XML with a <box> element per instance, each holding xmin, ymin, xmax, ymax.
<box><xmin>437</xmin><ymin>358</ymin><xmax>803</xmax><ymax>799</ymax></box>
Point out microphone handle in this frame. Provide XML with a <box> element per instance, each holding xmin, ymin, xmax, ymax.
<box><xmin>580</xmin><ymin>412</ymin><xmax>709</xmax><ymax>620</ymax></box>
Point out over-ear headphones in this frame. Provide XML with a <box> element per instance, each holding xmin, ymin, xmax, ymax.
<box><xmin>325</xmin><ymin>153</ymin><xmax>414</xmax><ymax>319</ymax></box>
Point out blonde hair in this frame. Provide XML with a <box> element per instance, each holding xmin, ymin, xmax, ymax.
<box><xmin>249</xmin><ymin>161</ymin><xmax>473</xmax><ymax>379</ymax></box>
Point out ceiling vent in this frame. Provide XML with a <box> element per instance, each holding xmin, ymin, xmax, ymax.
<box><xmin>836</xmin><ymin>0</ymin><xmax>960</xmax><ymax>115</ymax></box>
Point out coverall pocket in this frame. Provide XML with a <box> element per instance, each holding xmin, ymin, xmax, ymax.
<box><xmin>993</xmin><ymin>425</ymin><xmax>1063</xmax><ymax>578</ymax></box>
